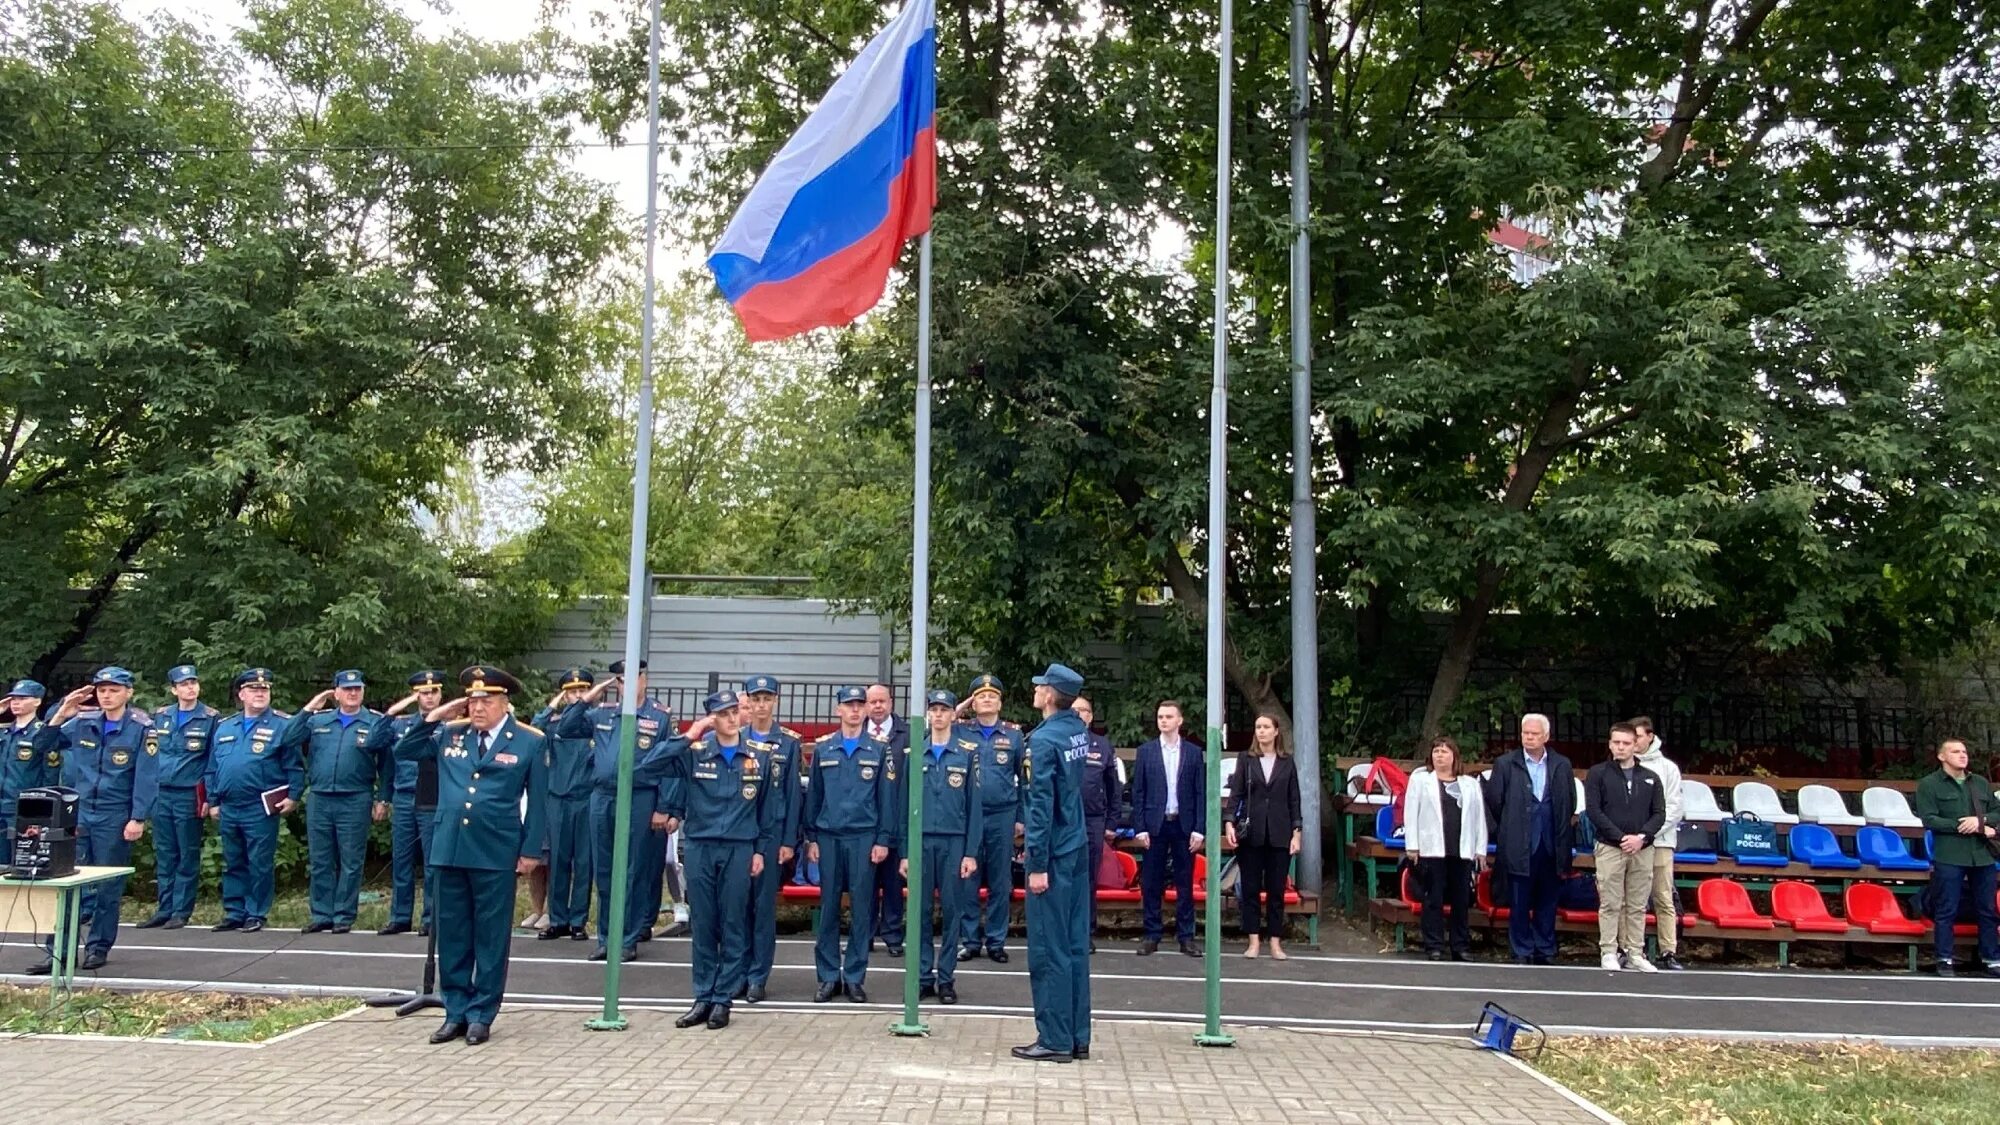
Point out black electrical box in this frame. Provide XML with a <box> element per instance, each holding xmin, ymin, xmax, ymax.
<box><xmin>10</xmin><ymin>786</ymin><xmax>79</xmax><ymax>879</ymax></box>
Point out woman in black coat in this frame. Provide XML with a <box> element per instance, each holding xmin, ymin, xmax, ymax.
<box><xmin>1225</xmin><ymin>713</ymin><xmax>1303</xmax><ymax>959</ymax></box>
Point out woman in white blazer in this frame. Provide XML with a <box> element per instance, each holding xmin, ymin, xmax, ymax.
<box><xmin>1403</xmin><ymin>737</ymin><xmax>1488</xmax><ymax>961</ymax></box>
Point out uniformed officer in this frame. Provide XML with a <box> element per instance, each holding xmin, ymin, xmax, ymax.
<box><xmin>738</xmin><ymin>673</ymin><xmax>803</xmax><ymax>1002</ymax></box>
<box><xmin>557</xmin><ymin>659</ymin><xmax>676</xmax><ymax>962</ymax></box>
<box><xmin>283</xmin><ymin>670</ymin><xmax>392</xmax><ymax>934</ymax></box>
<box><xmin>901</xmin><ymin>689</ymin><xmax>980</xmax><ymax>1004</ymax></box>
<box><xmin>368</xmin><ymin>669</ymin><xmax>449</xmax><ymax>935</ymax></box>
<box><xmin>1072</xmin><ymin>693</ymin><xmax>1125</xmax><ymax>952</ymax></box>
<box><xmin>138</xmin><ymin>664</ymin><xmax>220</xmax><ymax>929</ymax></box>
<box><xmin>657</xmin><ymin>691</ymin><xmax>778</xmax><ymax>1030</ymax></box>
<box><xmin>804</xmin><ymin>685</ymin><xmax>895</xmax><ymax>1002</ymax></box>
<box><xmin>0</xmin><ymin>679</ymin><xmax>54</xmax><ymax>830</ymax></box>
<box><xmin>1013</xmin><ymin>663</ymin><xmax>1093</xmax><ymax>1063</ymax></box>
<box><xmin>958</xmin><ymin>674</ymin><xmax>1024</xmax><ymax>963</ymax></box>
<box><xmin>28</xmin><ymin>667</ymin><xmax>158</xmax><ymax>973</ymax></box>
<box><xmin>396</xmin><ymin>666</ymin><xmax>547</xmax><ymax>1046</ymax></box>
<box><xmin>205</xmin><ymin>668</ymin><xmax>302</xmax><ymax>932</ymax></box>
<box><xmin>531</xmin><ymin>668</ymin><xmax>596</xmax><ymax>941</ymax></box>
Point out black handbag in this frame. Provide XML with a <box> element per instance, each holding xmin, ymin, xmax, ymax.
<box><xmin>1677</xmin><ymin>823</ymin><xmax>1718</xmax><ymax>853</ymax></box>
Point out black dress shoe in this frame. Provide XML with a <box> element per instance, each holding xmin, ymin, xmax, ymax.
<box><xmin>705</xmin><ymin>1006</ymin><xmax>731</xmax><ymax>1030</ymax></box>
<box><xmin>622</xmin><ymin>945</ymin><xmax>639</xmax><ymax>962</ymax></box>
<box><xmin>588</xmin><ymin>947</ymin><xmax>608</xmax><ymax>962</ymax></box>
<box><xmin>80</xmin><ymin>949</ymin><xmax>107</xmax><ymax>971</ymax></box>
<box><xmin>957</xmin><ymin>947</ymin><xmax>981</xmax><ymax>962</ymax></box>
<box><xmin>938</xmin><ymin>983</ymin><xmax>958</xmax><ymax>1005</ymax></box>
<box><xmin>1010</xmin><ymin>1043</ymin><xmax>1073</xmax><ymax>1063</ymax></box>
<box><xmin>429</xmin><ymin>1021</ymin><xmax>467</xmax><ymax>1044</ymax></box>
<box><xmin>301</xmin><ymin>922</ymin><xmax>332</xmax><ymax>934</ymax></box>
<box><xmin>1179</xmin><ymin>941</ymin><xmax>1201</xmax><ymax>957</ymax></box>
<box><xmin>1073</xmin><ymin>1045</ymin><xmax>1091</xmax><ymax>1060</ymax></box>
<box><xmin>919</xmin><ymin>983</ymin><xmax>937</xmax><ymax>999</ymax></box>
<box><xmin>1427</xmin><ymin>950</ymin><xmax>1445</xmax><ymax>962</ymax></box>
<box><xmin>243</xmin><ymin>919</ymin><xmax>265</xmax><ymax>932</ymax></box>
<box><xmin>24</xmin><ymin>959</ymin><xmax>51</xmax><ymax>975</ymax></box>
<box><xmin>380</xmin><ymin>922</ymin><xmax>412</xmax><ymax>937</ymax></box>
<box><xmin>1659</xmin><ymin>954</ymin><xmax>1685</xmax><ymax>971</ymax></box>
<box><xmin>732</xmin><ymin>983</ymin><xmax>748</xmax><ymax>1001</ymax></box>
<box><xmin>163</xmin><ymin>918</ymin><xmax>187</xmax><ymax>930</ymax></box>
<box><xmin>536</xmin><ymin>925</ymin><xmax>569</xmax><ymax>941</ymax></box>
<box><xmin>1938</xmin><ymin>960</ymin><xmax>1956</xmax><ymax>977</ymax></box>
<box><xmin>814</xmin><ymin>982</ymin><xmax>841</xmax><ymax>1003</ymax></box>
<box><xmin>137</xmin><ymin>914</ymin><xmax>171</xmax><ymax>929</ymax></box>
<box><xmin>211</xmin><ymin>919</ymin><xmax>243</xmax><ymax>932</ymax></box>
<box><xmin>465</xmin><ymin>1022</ymin><xmax>490</xmax><ymax>1046</ymax></box>
<box><xmin>674</xmin><ymin>1003</ymin><xmax>715</xmax><ymax>1029</ymax></box>
<box><xmin>987</xmin><ymin>947</ymin><xmax>1009</xmax><ymax>963</ymax></box>
<box><xmin>1137</xmin><ymin>940</ymin><xmax>1159</xmax><ymax>956</ymax></box>
<box><xmin>330</xmin><ymin>924</ymin><xmax>352</xmax><ymax>935</ymax></box>
<box><xmin>570</xmin><ymin>929</ymin><xmax>588</xmax><ymax>941</ymax></box>
<box><xmin>848</xmin><ymin>985</ymin><xmax>868</xmax><ymax>1003</ymax></box>
<box><xmin>885</xmin><ymin>944</ymin><xmax>904</xmax><ymax>958</ymax></box>
<box><xmin>746</xmin><ymin>982</ymin><xmax>766</xmax><ymax>1003</ymax></box>
<box><xmin>1515</xmin><ymin>955</ymin><xmax>1534</xmax><ymax>965</ymax></box>
<box><xmin>636</xmin><ymin>927</ymin><xmax>654</xmax><ymax>942</ymax></box>
<box><xmin>1450</xmin><ymin>950</ymin><xmax>1468</xmax><ymax>962</ymax></box>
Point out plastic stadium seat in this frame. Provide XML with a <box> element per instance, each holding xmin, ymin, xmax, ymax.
<box><xmin>1696</xmin><ymin>878</ymin><xmax>1777</xmax><ymax>929</ymax></box>
<box><xmin>1856</xmin><ymin>826</ymin><xmax>1930</xmax><ymax>872</ymax></box>
<box><xmin>1772</xmin><ymin>880</ymin><xmax>1850</xmax><ymax>933</ymax></box>
<box><xmin>1680</xmin><ymin>780</ymin><xmax>1727</xmax><ymax>823</ymax></box>
<box><xmin>1947</xmin><ymin>890</ymin><xmax>2000</xmax><ymax>939</ymax></box>
<box><xmin>1862</xmin><ymin>786</ymin><xmax>1924</xmax><ymax>828</ymax></box>
<box><xmin>1114</xmin><ymin>850</ymin><xmax>1139</xmax><ymax>888</ymax></box>
<box><xmin>1843</xmin><ymin>883</ymin><xmax>1927</xmax><ymax>936</ymax></box>
<box><xmin>1220</xmin><ymin>755</ymin><xmax>1238</xmax><ymax>800</ymax></box>
<box><xmin>1400</xmin><ymin>866</ymin><xmax>1423</xmax><ymax>911</ymax></box>
<box><xmin>1787</xmin><ymin>823</ymin><xmax>1862</xmax><ymax>870</ymax></box>
<box><xmin>1347</xmin><ymin>761</ymin><xmax>1393</xmax><ymax>806</ymax></box>
<box><xmin>1797</xmin><ymin>784</ymin><xmax>1865</xmax><ymax>827</ymax></box>
<box><xmin>1375</xmin><ymin>805</ymin><xmax>1406</xmax><ymax>849</ymax></box>
<box><xmin>1732</xmin><ymin>781</ymin><xmax>1800</xmax><ymax>825</ymax></box>
<box><xmin>1475</xmin><ymin>869</ymin><xmax>1509</xmax><ymax>921</ymax></box>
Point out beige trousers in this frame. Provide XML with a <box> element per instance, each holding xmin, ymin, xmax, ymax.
<box><xmin>1650</xmin><ymin>846</ymin><xmax>1678</xmax><ymax>955</ymax></box>
<box><xmin>1594</xmin><ymin>843</ymin><xmax>1656</xmax><ymax>958</ymax></box>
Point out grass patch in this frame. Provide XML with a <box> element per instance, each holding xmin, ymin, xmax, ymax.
<box><xmin>1536</xmin><ymin>1036</ymin><xmax>2000</xmax><ymax>1125</ymax></box>
<box><xmin>0</xmin><ymin>984</ymin><xmax>357</xmax><ymax>1042</ymax></box>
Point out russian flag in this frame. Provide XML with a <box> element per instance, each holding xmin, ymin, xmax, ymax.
<box><xmin>707</xmin><ymin>0</ymin><xmax>937</xmax><ymax>341</ymax></box>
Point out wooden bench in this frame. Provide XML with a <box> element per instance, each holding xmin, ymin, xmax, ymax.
<box><xmin>778</xmin><ymin>881</ymin><xmax>1320</xmax><ymax>943</ymax></box>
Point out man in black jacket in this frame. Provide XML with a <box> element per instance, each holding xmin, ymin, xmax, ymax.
<box><xmin>1584</xmin><ymin>722</ymin><xmax>1666</xmax><ymax>972</ymax></box>
<box><xmin>1483</xmin><ymin>714</ymin><xmax>1575</xmax><ymax>964</ymax></box>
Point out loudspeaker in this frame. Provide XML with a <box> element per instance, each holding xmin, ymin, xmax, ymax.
<box><xmin>10</xmin><ymin>786</ymin><xmax>80</xmax><ymax>879</ymax></box>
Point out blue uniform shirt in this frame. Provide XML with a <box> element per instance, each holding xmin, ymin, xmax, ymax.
<box><xmin>34</xmin><ymin>709</ymin><xmax>160</xmax><ymax>827</ymax></box>
<box><xmin>364</xmin><ymin>714</ymin><xmax>441</xmax><ymax>795</ymax></box>
<box><xmin>1</xmin><ymin>714</ymin><xmax>56</xmax><ymax>817</ymax></box>
<box><xmin>281</xmin><ymin>708</ymin><xmax>392</xmax><ymax>800</ymax></box>
<box><xmin>395</xmin><ymin>714</ymin><xmax>549</xmax><ymax>871</ymax></box>
<box><xmin>555</xmin><ymin>699</ymin><xmax>680</xmax><ymax>809</ymax></box>
<box><xmin>658</xmin><ymin>737</ymin><xmax>780</xmax><ymax>848</ymax></box>
<box><xmin>532</xmin><ymin>706</ymin><xmax>595</xmax><ymax>800</ymax></box>
<box><xmin>910</xmin><ymin>731</ymin><xmax>981</xmax><ymax>850</ymax></box>
<box><xmin>742</xmin><ymin>722</ymin><xmax>804</xmax><ymax>850</ymax></box>
<box><xmin>204</xmin><ymin>711</ymin><xmax>304</xmax><ymax>809</ymax></box>
<box><xmin>804</xmin><ymin>732</ymin><xmax>894</xmax><ymax>844</ymax></box>
<box><xmin>1022</xmin><ymin>709</ymin><xmax>1089</xmax><ymax>875</ymax></box>
<box><xmin>971</xmin><ymin>722</ymin><xmax>1025</xmax><ymax>813</ymax></box>
<box><xmin>149</xmin><ymin>703</ymin><xmax>221</xmax><ymax>790</ymax></box>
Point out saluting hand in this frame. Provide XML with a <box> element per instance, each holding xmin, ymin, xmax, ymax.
<box><xmin>304</xmin><ymin>689</ymin><xmax>336</xmax><ymax>713</ymax></box>
<box><xmin>54</xmin><ymin>686</ymin><xmax>95</xmax><ymax>722</ymax></box>
<box><xmin>583</xmin><ymin>677</ymin><xmax>619</xmax><ymax>704</ymax></box>
<box><xmin>385</xmin><ymin>692</ymin><xmax>419</xmax><ymax>716</ymax></box>
<box><xmin>683</xmin><ymin>715</ymin><xmax>716</xmax><ymax>741</ymax></box>
<box><xmin>424</xmin><ymin>697</ymin><xmax>469</xmax><ymax>723</ymax></box>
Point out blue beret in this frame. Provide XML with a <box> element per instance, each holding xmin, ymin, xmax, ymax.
<box><xmin>1030</xmin><ymin>663</ymin><xmax>1085</xmax><ymax>696</ymax></box>
<box><xmin>333</xmin><ymin>669</ymin><xmax>366</xmax><ymax>689</ymax></box>
<box><xmin>834</xmin><ymin>686</ymin><xmax>866</xmax><ymax>705</ymax></box>
<box><xmin>4</xmin><ymin>679</ymin><xmax>47</xmax><ymax>700</ymax></box>
<box><xmin>742</xmin><ymin>674</ymin><xmax>780</xmax><ymax>696</ymax></box>
<box><xmin>167</xmin><ymin>664</ymin><xmax>200</xmax><ymax>685</ymax></box>
<box><xmin>92</xmin><ymin>667</ymin><xmax>135</xmax><ymax>688</ymax></box>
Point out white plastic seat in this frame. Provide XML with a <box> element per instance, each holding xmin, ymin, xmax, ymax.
<box><xmin>1573</xmin><ymin>776</ymin><xmax>1586</xmax><ymax>812</ymax></box>
<box><xmin>1731</xmin><ymin>781</ymin><xmax>1800</xmax><ymax>825</ymax></box>
<box><xmin>1862</xmin><ymin>786</ymin><xmax>1924</xmax><ymax>828</ymax></box>
<box><xmin>1797</xmin><ymin>784</ymin><xmax>1864</xmax><ymax>827</ymax></box>
<box><xmin>1679</xmin><ymin>780</ymin><xmax>1726</xmax><ymax>823</ymax></box>
<box><xmin>1346</xmin><ymin>761</ymin><xmax>1392</xmax><ymax>806</ymax></box>
<box><xmin>1220</xmin><ymin>755</ymin><xmax>1238</xmax><ymax>799</ymax></box>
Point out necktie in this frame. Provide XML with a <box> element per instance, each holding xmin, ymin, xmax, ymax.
<box><xmin>478</xmin><ymin>731</ymin><xmax>491</xmax><ymax>757</ymax></box>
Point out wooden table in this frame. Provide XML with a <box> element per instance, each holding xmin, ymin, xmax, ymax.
<box><xmin>0</xmin><ymin>866</ymin><xmax>136</xmax><ymax>991</ymax></box>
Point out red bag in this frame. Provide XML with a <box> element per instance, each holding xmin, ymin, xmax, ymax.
<box><xmin>1095</xmin><ymin>844</ymin><xmax>1127</xmax><ymax>890</ymax></box>
<box><xmin>1360</xmin><ymin>756</ymin><xmax>1411</xmax><ymax>830</ymax></box>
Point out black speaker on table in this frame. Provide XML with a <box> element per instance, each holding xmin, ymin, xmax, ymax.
<box><xmin>10</xmin><ymin>785</ymin><xmax>80</xmax><ymax>879</ymax></box>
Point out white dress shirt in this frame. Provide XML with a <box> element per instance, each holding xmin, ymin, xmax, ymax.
<box><xmin>1161</xmin><ymin>736</ymin><xmax>1182</xmax><ymax>817</ymax></box>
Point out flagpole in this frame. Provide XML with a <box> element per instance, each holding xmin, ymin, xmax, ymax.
<box><xmin>586</xmin><ymin>0</ymin><xmax>662</xmax><ymax>1034</ymax></box>
<box><xmin>1287</xmin><ymin>0</ymin><xmax>1322</xmax><ymax>906</ymax></box>
<box><xmin>891</xmin><ymin>232</ymin><xmax>934</xmax><ymax>1037</ymax></box>
<box><xmin>1195</xmin><ymin>0</ymin><xmax>1237</xmax><ymax>1050</ymax></box>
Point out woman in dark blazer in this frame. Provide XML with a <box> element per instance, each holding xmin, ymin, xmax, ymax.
<box><xmin>1225</xmin><ymin>713</ymin><xmax>1303</xmax><ymax>959</ymax></box>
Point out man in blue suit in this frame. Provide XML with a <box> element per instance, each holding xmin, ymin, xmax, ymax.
<box><xmin>1130</xmin><ymin>699</ymin><xmax>1204</xmax><ymax>957</ymax></box>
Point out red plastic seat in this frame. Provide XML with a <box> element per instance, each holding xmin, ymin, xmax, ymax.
<box><xmin>1842</xmin><ymin>882</ymin><xmax>1926</xmax><ymax>936</ymax></box>
<box><xmin>1475</xmin><ymin>869</ymin><xmax>1510</xmax><ymax>921</ymax></box>
<box><xmin>1114</xmin><ymin>850</ymin><xmax>1139</xmax><ymax>889</ymax></box>
<box><xmin>1696</xmin><ymin>878</ymin><xmax>1777</xmax><ymax>930</ymax></box>
<box><xmin>1400</xmin><ymin>867</ymin><xmax>1423</xmax><ymax>911</ymax></box>
<box><xmin>1771</xmin><ymin>880</ymin><xmax>1849</xmax><ymax>933</ymax></box>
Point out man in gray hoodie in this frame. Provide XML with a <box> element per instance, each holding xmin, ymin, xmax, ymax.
<box><xmin>1633</xmin><ymin>717</ymin><xmax>1684</xmax><ymax>971</ymax></box>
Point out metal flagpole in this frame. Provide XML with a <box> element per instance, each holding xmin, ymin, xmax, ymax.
<box><xmin>586</xmin><ymin>0</ymin><xmax>663</xmax><ymax>1034</ymax></box>
<box><xmin>1287</xmin><ymin>0</ymin><xmax>1323</xmax><ymax>904</ymax></box>
<box><xmin>891</xmin><ymin>233</ymin><xmax>935</xmax><ymax>1037</ymax></box>
<box><xmin>1196</xmin><ymin>0</ymin><xmax>1237</xmax><ymax>1050</ymax></box>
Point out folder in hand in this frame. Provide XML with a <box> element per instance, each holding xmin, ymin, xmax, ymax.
<box><xmin>261</xmin><ymin>786</ymin><xmax>290</xmax><ymax>816</ymax></box>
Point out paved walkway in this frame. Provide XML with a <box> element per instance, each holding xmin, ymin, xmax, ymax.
<box><xmin>0</xmin><ymin>1006</ymin><xmax>1609</xmax><ymax>1124</ymax></box>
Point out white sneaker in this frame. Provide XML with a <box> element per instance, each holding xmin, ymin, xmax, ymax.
<box><xmin>1600</xmin><ymin>953</ymin><xmax>1621</xmax><ymax>971</ymax></box>
<box><xmin>1623</xmin><ymin>953</ymin><xmax>1658</xmax><ymax>973</ymax></box>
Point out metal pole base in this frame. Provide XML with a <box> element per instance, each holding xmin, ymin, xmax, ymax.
<box><xmin>364</xmin><ymin>992</ymin><xmax>411</xmax><ymax>1009</ymax></box>
<box><xmin>1193</xmin><ymin>1030</ymin><xmax>1237</xmax><ymax>1048</ymax></box>
<box><xmin>394</xmin><ymin>992</ymin><xmax>443</xmax><ymax>1017</ymax></box>
<box><xmin>888</xmin><ymin>1020</ymin><xmax>930</xmax><ymax>1037</ymax></box>
<box><xmin>584</xmin><ymin>1016</ymin><xmax>629</xmax><ymax>1032</ymax></box>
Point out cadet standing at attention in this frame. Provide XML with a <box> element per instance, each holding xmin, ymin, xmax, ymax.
<box><xmin>29</xmin><ymin>667</ymin><xmax>158</xmax><ymax>973</ymax></box>
<box><xmin>395</xmin><ymin>666</ymin><xmax>548</xmax><ymax>1047</ymax></box>
<box><xmin>959</xmin><ymin>674</ymin><xmax>1023</xmax><ymax>963</ymax></box>
<box><xmin>205</xmin><ymin>669</ymin><xmax>300</xmax><ymax>933</ymax></box>
<box><xmin>1013</xmin><ymin>663</ymin><xmax>1093</xmax><ymax>1063</ymax></box>
<box><xmin>285</xmin><ymin>670</ymin><xmax>392</xmax><ymax>934</ymax></box>
<box><xmin>738</xmin><ymin>673</ymin><xmax>803</xmax><ymax>1002</ymax></box>
<box><xmin>138</xmin><ymin>664</ymin><xmax>219</xmax><ymax>930</ymax></box>
<box><xmin>532</xmin><ymin>668</ymin><xmax>597</xmax><ymax>941</ymax></box>
<box><xmin>902</xmin><ymin>689</ymin><xmax>980</xmax><ymax>1004</ymax></box>
<box><xmin>804</xmin><ymin>685</ymin><xmax>894</xmax><ymax>1003</ymax></box>
<box><xmin>658</xmin><ymin>690</ymin><xmax>777</xmax><ymax>1030</ymax></box>
<box><xmin>559</xmin><ymin>660</ymin><xmax>675</xmax><ymax>962</ymax></box>
<box><xmin>369</xmin><ymin>669</ymin><xmax>449</xmax><ymax>935</ymax></box>
<box><xmin>1</xmin><ymin>679</ymin><xmax>54</xmax><ymax>831</ymax></box>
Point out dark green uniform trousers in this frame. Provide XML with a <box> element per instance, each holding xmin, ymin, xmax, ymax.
<box><xmin>1025</xmin><ymin>847</ymin><xmax>1092</xmax><ymax>1053</ymax></box>
<box><xmin>687</xmin><ymin>840</ymin><xmax>754</xmax><ymax>1004</ymax></box>
<box><xmin>434</xmin><ymin>865</ymin><xmax>516</xmax><ymax>1026</ymax></box>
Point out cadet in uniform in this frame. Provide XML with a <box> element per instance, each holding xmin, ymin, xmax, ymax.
<box><xmin>1014</xmin><ymin>663</ymin><xmax>1093</xmax><ymax>1063</ymax></box>
<box><xmin>395</xmin><ymin>665</ymin><xmax>548</xmax><ymax>1047</ymax></box>
<box><xmin>959</xmin><ymin>674</ymin><xmax>1023</xmax><ymax>963</ymax></box>
<box><xmin>29</xmin><ymin>667</ymin><xmax>158</xmax><ymax>973</ymax></box>
<box><xmin>658</xmin><ymin>691</ymin><xmax>778</xmax><ymax>1030</ymax></box>
<box><xmin>1072</xmin><ymin>694</ymin><xmax>1124</xmax><ymax>951</ymax></box>
<box><xmin>1</xmin><ymin>679</ymin><xmax>53</xmax><ymax>830</ymax></box>
<box><xmin>284</xmin><ymin>670</ymin><xmax>392</xmax><ymax>934</ymax></box>
<box><xmin>532</xmin><ymin>668</ymin><xmax>597</xmax><ymax>941</ymax></box>
<box><xmin>738</xmin><ymin>673</ymin><xmax>803</xmax><ymax>1002</ymax></box>
<box><xmin>804</xmin><ymin>685</ymin><xmax>895</xmax><ymax>1002</ymax></box>
<box><xmin>902</xmin><ymin>689</ymin><xmax>980</xmax><ymax>1004</ymax></box>
<box><xmin>139</xmin><ymin>664</ymin><xmax>219</xmax><ymax>929</ymax></box>
<box><xmin>205</xmin><ymin>668</ymin><xmax>300</xmax><ymax>932</ymax></box>
<box><xmin>369</xmin><ymin>669</ymin><xmax>449</xmax><ymax>935</ymax></box>
<box><xmin>558</xmin><ymin>659</ymin><xmax>675</xmax><ymax>962</ymax></box>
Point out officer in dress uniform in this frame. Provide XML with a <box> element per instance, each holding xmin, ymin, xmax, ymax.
<box><xmin>1</xmin><ymin>679</ymin><xmax>54</xmax><ymax>831</ymax></box>
<box><xmin>557</xmin><ymin>659</ymin><xmax>675</xmax><ymax>962</ymax></box>
<box><xmin>804</xmin><ymin>685</ymin><xmax>895</xmax><ymax>1003</ymax></box>
<box><xmin>138</xmin><ymin>665</ymin><xmax>220</xmax><ymax>929</ymax></box>
<box><xmin>283</xmin><ymin>670</ymin><xmax>392</xmax><ymax>934</ymax></box>
<box><xmin>395</xmin><ymin>665</ymin><xmax>548</xmax><ymax>1047</ymax></box>
<box><xmin>367</xmin><ymin>669</ymin><xmax>449</xmax><ymax>935</ymax></box>
<box><xmin>901</xmin><ymin>689</ymin><xmax>980</xmax><ymax>1004</ymax></box>
<box><xmin>738</xmin><ymin>673</ymin><xmax>803</xmax><ymax>1002</ymax></box>
<box><xmin>958</xmin><ymin>674</ymin><xmax>1024</xmax><ymax>963</ymax></box>
<box><xmin>1072</xmin><ymin>694</ymin><xmax>1124</xmax><ymax>952</ymax></box>
<box><xmin>205</xmin><ymin>669</ymin><xmax>301</xmax><ymax>932</ymax></box>
<box><xmin>28</xmin><ymin>667</ymin><xmax>158</xmax><ymax>973</ymax></box>
<box><xmin>531</xmin><ymin>668</ymin><xmax>596</xmax><ymax>941</ymax></box>
<box><xmin>1013</xmin><ymin>663</ymin><xmax>1093</xmax><ymax>1063</ymax></box>
<box><xmin>657</xmin><ymin>690</ymin><xmax>778</xmax><ymax>1030</ymax></box>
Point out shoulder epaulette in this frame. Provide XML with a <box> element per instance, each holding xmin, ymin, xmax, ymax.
<box><xmin>814</xmin><ymin>732</ymin><xmax>837</xmax><ymax>745</ymax></box>
<box><xmin>153</xmin><ymin>705</ymin><xmax>173</xmax><ymax>717</ymax></box>
<box><xmin>1002</xmin><ymin>720</ymin><xmax>1023</xmax><ymax>730</ymax></box>
<box><xmin>780</xmin><ymin>726</ymin><xmax>801</xmax><ymax>739</ymax></box>
<box><xmin>692</xmin><ymin>739</ymin><xmax>710</xmax><ymax>751</ymax></box>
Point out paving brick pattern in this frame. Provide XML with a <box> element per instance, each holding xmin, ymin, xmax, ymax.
<box><xmin>0</xmin><ymin>1007</ymin><xmax>1608</xmax><ymax>1124</ymax></box>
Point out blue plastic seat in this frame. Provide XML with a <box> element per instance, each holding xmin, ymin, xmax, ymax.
<box><xmin>1375</xmin><ymin>805</ymin><xmax>1405</xmax><ymax>849</ymax></box>
<box><xmin>1856</xmin><ymin>826</ymin><xmax>1930</xmax><ymax>872</ymax></box>
<box><xmin>1787</xmin><ymin>823</ymin><xmax>1861</xmax><ymax>871</ymax></box>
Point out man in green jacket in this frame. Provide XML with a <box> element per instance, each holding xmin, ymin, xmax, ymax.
<box><xmin>1913</xmin><ymin>738</ymin><xmax>2000</xmax><ymax>977</ymax></box>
